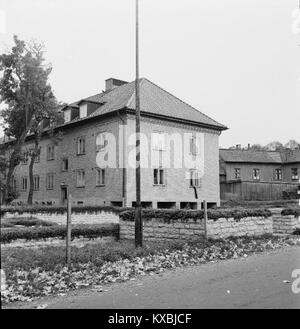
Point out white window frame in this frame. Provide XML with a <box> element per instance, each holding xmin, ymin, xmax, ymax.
<box><xmin>253</xmin><ymin>168</ymin><xmax>260</xmax><ymax>180</ymax></box>
<box><xmin>96</xmin><ymin>132</ymin><xmax>108</xmax><ymax>152</ymax></box>
<box><xmin>33</xmin><ymin>175</ymin><xmax>40</xmax><ymax>191</ymax></box>
<box><xmin>47</xmin><ymin>145</ymin><xmax>55</xmax><ymax>161</ymax></box>
<box><xmin>77</xmin><ymin>137</ymin><xmax>86</xmax><ymax>155</ymax></box>
<box><xmin>96</xmin><ymin>168</ymin><xmax>106</xmax><ymax>186</ymax></box>
<box><xmin>190</xmin><ymin>170</ymin><xmax>201</xmax><ymax>187</ymax></box>
<box><xmin>152</xmin><ymin>132</ymin><xmax>165</xmax><ymax>151</ymax></box>
<box><xmin>153</xmin><ymin>168</ymin><xmax>165</xmax><ymax>186</ymax></box>
<box><xmin>76</xmin><ymin>169</ymin><xmax>85</xmax><ymax>187</ymax></box>
<box><xmin>46</xmin><ymin>174</ymin><xmax>54</xmax><ymax>190</ymax></box>
<box><xmin>22</xmin><ymin>177</ymin><xmax>28</xmax><ymax>191</ymax></box>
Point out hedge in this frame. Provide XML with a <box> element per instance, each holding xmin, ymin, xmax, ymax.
<box><xmin>1</xmin><ymin>223</ymin><xmax>119</xmax><ymax>243</ymax></box>
<box><xmin>281</xmin><ymin>207</ymin><xmax>300</xmax><ymax>217</ymax></box>
<box><xmin>0</xmin><ymin>205</ymin><xmax>129</xmax><ymax>217</ymax></box>
<box><xmin>119</xmin><ymin>208</ymin><xmax>272</xmax><ymax>223</ymax></box>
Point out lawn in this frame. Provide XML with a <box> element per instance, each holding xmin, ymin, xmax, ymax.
<box><xmin>1</xmin><ymin>234</ymin><xmax>300</xmax><ymax>304</ymax></box>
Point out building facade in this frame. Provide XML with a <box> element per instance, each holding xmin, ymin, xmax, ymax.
<box><xmin>219</xmin><ymin>148</ymin><xmax>300</xmax><ymax>200</ymax></box>
<box><xmin>1</xmin><ymin>78</ymin><xmax>227</xmax><ymax>208</ymax></box>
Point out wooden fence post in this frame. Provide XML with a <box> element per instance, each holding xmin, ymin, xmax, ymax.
<box><xmin>203</xmin><ymin>200</ymin><xmax>208</xmax><ymax>241</ymax></box>
<box><xmin>66</xmin><ymin>192</ymin><xmax>72</xmax><ymax>267</ymax></box>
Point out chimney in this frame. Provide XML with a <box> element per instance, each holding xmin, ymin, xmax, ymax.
<box><xmin>248</xmin><ymin>143</ymin><xmax>251</xmax><ymax>149</ymax></box>
<box><xmin>105</xmin><ymin>78</ymin><xmax>128</xmax><ymax>92</ymax></box>
<box><xmin>236</xmin><ymin>144</ymin><xmax>241</xmax><ymax>150</ymax></box>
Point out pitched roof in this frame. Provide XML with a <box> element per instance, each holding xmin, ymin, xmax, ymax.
<box><xmin>219</xmin><ymin>149</ymin><xmax>300</xmax><ymax>164</ymax></box>
<box><xmin>63</xmin><ymin>78</ymin><xmax>227</xmax><ymax>130</ymax></box>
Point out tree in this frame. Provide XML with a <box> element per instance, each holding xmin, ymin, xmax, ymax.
<box><xmin>249</xmin><ymin>144</ymin><xmax>267</xmax><ymax>151</ymax></box>
<box><xmin>284</xmin><ymin>140</ymin><xmax>300</xmax><ymax>150</ymax></box>
<box><xmin>0</xmin><ymin>36</ymin><xmax>60</xmax><ymax>204</ymax></box>
<box><xmin>265</xmin><ymin>141</ymin><xmax>284</xmax><ymax>151</ymax></box>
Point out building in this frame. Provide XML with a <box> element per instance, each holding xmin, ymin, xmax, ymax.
<box><xmin>0</xmin><ymin>78</ymin><xmax>227</xmax><ymax>208</ymax></box>
<box><xmin>219</xmin><ymin>148</ymin><xmax>300</xmax><ymax>200</ymax></box>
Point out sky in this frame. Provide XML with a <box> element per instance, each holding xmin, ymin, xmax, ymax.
<box><xmin>0</xmin><ymin>0</ymin><xmax>299</xmax><ymax>148</ymax></box>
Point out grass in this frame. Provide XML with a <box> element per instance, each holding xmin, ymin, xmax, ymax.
<box><xmin>1</xmin><ymin>239</ymin><xmax>186</xmax><ymax>273</ymax></box>
<box><xmin>220</xmin><ymin>199</ymin><xmax>299</xmax><ymax>209</ymax></box>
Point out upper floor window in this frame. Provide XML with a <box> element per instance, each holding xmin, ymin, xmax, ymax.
<box><xmin>33</xmin><ymin>175</ymin><xmax>40</xmax><ymax>191</ymax></box>
<box><xmin>153</xmin><ymin>168</ymin><xmax>165</xmax><ymax>185</ymax></box>
<box><xmin>21</xmin><ymin>151</ymin><xmax>28</xmax><ymax>165</ymax></box>
<box><xmin>190</xmin><ymin>170</ymin><xmax>201</xmax><ymax>187</ymax></box>
<box><xmin>76</xmin><ymin>169</ymin><xmax>85</xmax><ymax>187</ymax></box>
<box><xmin>189</xmin><ymin>135</ymin><xmax>200</xmax><ymax>155</ymax></box>
<box><xmin>30</xmin><ymin>148</ymin><xmax>40</xmax><ymax>163</ymax></box>
<box><xmin>22</xmin><ymin>177</ymin><xmax>28</xmax><ymax>191</ymax></box>
<box><xmin>96</xmin><ymin>132</ymin><xmax>108</xmax><ymax>152</ymax></box>
<box><xmin>152</xmin><ymin>132</ymin><xmax>165</xmax><ymax>151</ymax></box>
<box><xmin>96</xmin><ymin>168</ymin><xmax>105</xmax><ymax>186</ymax></box>
<box><xmin>47</xmin><ymin>145</ymin><xmax>55</xmax><ymax>161</ymax></box>
<box><xmin>292</xmin><ymin>168</ymin><xmax>298</xmax><ymax>181</ymax></box>
<box><xmin>77</xmin><ymin>137</ymin><xmax>86</xmax><ymax>155</ymax></box>
<box><xmin>274</xmin><ymin>169</ymin><xmax>282</xmax><ymax>181</ymax></box>
<box><xmin>234</xmin><ymin>168</ymin><xmax>241</xmax><ymax>179</ymax></box>
<box><xmin>253</xmin><ymin>169</ymin><xmax>260</xmax><ymax>180</ymax></box>
<box><xmin>79</xmin><ymin>104</ymin><xmax>88</xmax><ymax>118</ymax></box>
<box><xmin>62</xmin><ymin>158</ymin><xmax>69</xmax><ymax>172</ymax></box>
<box><xmin>64</xmin><ymin>109</ymin><xmax>71</xmax><ymax>123</ymax></box>
<box><xmin>46</xmin><ymin>174</ymin><xmax>54</xmax><ymax>190</ymax></box>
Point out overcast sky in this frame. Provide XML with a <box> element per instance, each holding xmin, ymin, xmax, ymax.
<box><xmin>0</xmin><ymin>0</ymin><xmax>299</xmax><ymax>148</ymax></box>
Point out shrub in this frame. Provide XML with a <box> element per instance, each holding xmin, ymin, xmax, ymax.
<box><xmin>1</xmin><ymin>217</ymin><xmax>57</xmax><ymax>228</ymax></box>
<box><xmin>281</xmin><ymin>207</ymin><xmax>300</xmax><ymax>217</ymax></box>
<box><xmin>119</xmin><ymin>208</ymin><xmax>272</xmax><ymax>222</ymax></box>
<box><xmin>0</xmin><ymin>223</ymin><xmax>119</xmax><ymax>243</ymax></box>
<box><xmin>293</xmin><ymin>228</ymin><xmax>300</xmax><ymax>235</ymax></box>
<box><xmin>0</xmin><ymin>205</ymin><xmax>129</xmax><ymax>217</ymax></box>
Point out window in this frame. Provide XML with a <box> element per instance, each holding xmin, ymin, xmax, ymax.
<box><xmin>274</xmin><ymin>169</ymin><xmax>282</xmax><ymax>181</ymax></box>
<box><xmin>33</xmin><ymin>175</ymin><xmax>40</xmax><ymax>191</ymax></box>
<box><xmin>46</xmin><ymin>174</ymin><xmax>54</xmax><ymax>190</ymax></box>
<box><xmin>22</xmin><ymin>177</ymin><xmax>28</xmax><ymax>191</ymax></box>
<box><xmin>96</xmin><ymin>168</ymin><xmax>105</xmax><ymax>186</ymax></box>
<box><xmin>96</xmin><ymin>132</ymin><xmax>108</xmax><ymax>152</ymax></box>
<box><xmin>152</xmin><ymin>133</ymin><xmax>165</xmax><ymax>151</ymax></box>
<box><xmin>12</xmin><ymin>176</ymin><xmax>17</xmax><ymax>191</ymax></box>
<box><xmin>253</xmin><ymin>169</ymin><xmax>260</xmax><ymax>180</ymax></box>
<box><xmin>153</xmin><ymin>168</ymin><xmax>165</xmax><ymax>185</ymax></box>
<box><xmin>190</xmin><ymin>170</ymin><xmax>201</xmax><ymax>187</ymax></box>
<box><xmin>64</xmin><ymin>109</ymin><xmax>71</xmax><ymax>123</ymax></box>
<box><xmin>62</xmin><ymin>158</ymin><xmax>69</xmax><ymax>171</ymax></box>
<box><xmin>76</xmin><ymin>170</ymin><xmax>85</xmax><ymax>187</ymax></box>
<box><xmin>47</xmin><ymin>145</ymin><xmax>55</xmax><ymax>161</ymax></box>
<box><xmin>77</xmin><ymin>137</ymin><xmax>86</xmax><ymax>155</ymax></box>
<box><xmin>21</xmin><ymin>151</ymin><xmax>28</xmax><ymax>164</ymax></box>
<box><xmin>79</xmin><ymin>104</ymin><xmax>88</xmax><ymax>118</ymax></box>
<box><xmin>292</xmin><ymin>168</ymin><xmax>298</xmax><ymax>181</ymax></box>
<box><xmin>189</xmin><ymin>135</ymin><xmax>200</xmax><ymax>155</ymax></box>
<box><xmin>234</xmin><ymin>168</ymin><xmax>241</xmax><ymax>179</ymax></box>
<box><xmin>30</xmin><ymin>148</ymin><xmax>40</xmax><ymax>163</ymax></box>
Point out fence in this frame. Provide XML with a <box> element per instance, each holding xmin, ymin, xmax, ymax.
<box><xmin>221</xmin><ymin>181</ymin><xmax>299</xmax><ymax>201</ymax></box>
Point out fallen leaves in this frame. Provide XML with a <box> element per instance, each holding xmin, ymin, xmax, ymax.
<box><xmin>1</xmin><ymin>235</ymin><xmax>299</xmax><ymax>304</ymax></box>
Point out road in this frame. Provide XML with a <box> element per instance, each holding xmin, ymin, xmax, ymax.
<box><xmin>8</xmin><ymin>246</ymin><xmax>300</xmax><ymax>309</ymax></box>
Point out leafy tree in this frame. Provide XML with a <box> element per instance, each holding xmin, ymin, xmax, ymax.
<box><xmin>0</xmin><ymin>36</ymin><xmax>60</xmax><ymax>204</ymax></box>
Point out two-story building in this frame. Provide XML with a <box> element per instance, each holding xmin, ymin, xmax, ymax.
<box><xmin>1</xmin><ymin>78</ymin><xmax>227</xmax><ymax>208</ymax></box>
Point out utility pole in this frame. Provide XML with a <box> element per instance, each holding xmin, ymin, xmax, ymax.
<box><xmin>135</xmin><ymin>0</ymin><xmax>143</xmax><ymax>247</ymax></box>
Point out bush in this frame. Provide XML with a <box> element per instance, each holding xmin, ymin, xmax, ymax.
<box><xmin>0</xmin><ymin>205</ymin><xmax>129</xmax><ymax>217</ymax></box>
<box><xmin>0</xmin><ymin>223</ymin><xmax>119</xmax><ymax>243</ymax></box>
<box><xmin>293</xmin><ymin>228</ymin><xmax>300</xmax><ymax>235</ymax></box>
<box><xmin>119</xmin><ymin>208</ymin><xmax>272</xmax><ymax>223</ymax></box>
<box><xmin>1</xmin><ymin>217</ymin><xmax>57</xmax><ymax>228</ymax></box>
<box><xmin>281</xmin><ymin>207</ymin><xmax>300</xmax><ymax>217</ymax></box>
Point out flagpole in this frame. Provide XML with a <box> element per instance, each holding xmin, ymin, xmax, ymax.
<box><xmin>135</xmin><ymin>0</ymin><xmax>143</xmax><ymax>247</ymax></box>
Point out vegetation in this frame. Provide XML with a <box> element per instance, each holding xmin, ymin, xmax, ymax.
<box><xmin>281</xmin><ymin>207</ymin><xmax>300</xmax><ymax>217</ymax></box>
<box><xmin>1</xmin><ymin>223</ymin><xmax>119</xmax><ymax>243</ymax></box>
<box><xmin>1</xmin><ymin>217</ymin><xmax>57</xmax><ymax>228</ymax></box>
<box><xmin>0</xmin><ymin>36</ymin><xmax>61</xmax><ymax>204</ymax></box>
<box><xmin>2</xmin><ymin>235</ymin><xmax>299</xmax><ymax>304</ymax></box>
<box><xmin>119</xmin><ymin>208</ymin><xmax>272</xmax><ymax>222</ymax></box>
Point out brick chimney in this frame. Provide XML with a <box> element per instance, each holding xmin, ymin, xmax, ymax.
<box><xmin>105</xmin><ymin>78</ymin><xmax>128</xmax><ymax>92</ymax></box>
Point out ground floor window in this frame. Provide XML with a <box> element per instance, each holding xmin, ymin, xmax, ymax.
<box><xmin>76</xmin><ymin>170</ymin><xmax>85</xmax><ymax>187</ymax></box>
<box><xmin>153</xmin><ymin>168</ymin><xmax>165</xmax><ymax>185</ymax></box>
<box><xmin>96</xmin><ymin>168</ymin><xmax>105</xmax><ymax>186</ymax></box>
<box><xmin>253</xmin><ymin>168</ymin><xmax>260</xmax><ymax>180</ymax></box>
<box><xmin>33</xmin><ymin>175</ymin><xmax>40</xmax><ymax>191</ymax></box>
<box><xmin>46</xmin><ymin>174</ymin><xmax>54</xmax><ymax>190</ymax></box>
<box><xmin>190</xmin><ymin>170</ymin><xmax>201</xmax><ymax>187</ymax></box>
<box><xmin>292</xmin><ymin>168</ymin><xmax>298</xmax><ymax>180</ymax></box>
<box><xmin>22</xmin><ymin>177</ymin><xmax>28</xmax><ymax>191</ymax></box>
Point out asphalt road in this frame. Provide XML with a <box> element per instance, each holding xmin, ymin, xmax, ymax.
<box><xmin>9</xmin><ymin>246</ymin><xmax>300</xmax><ymax>309</ymax></box>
